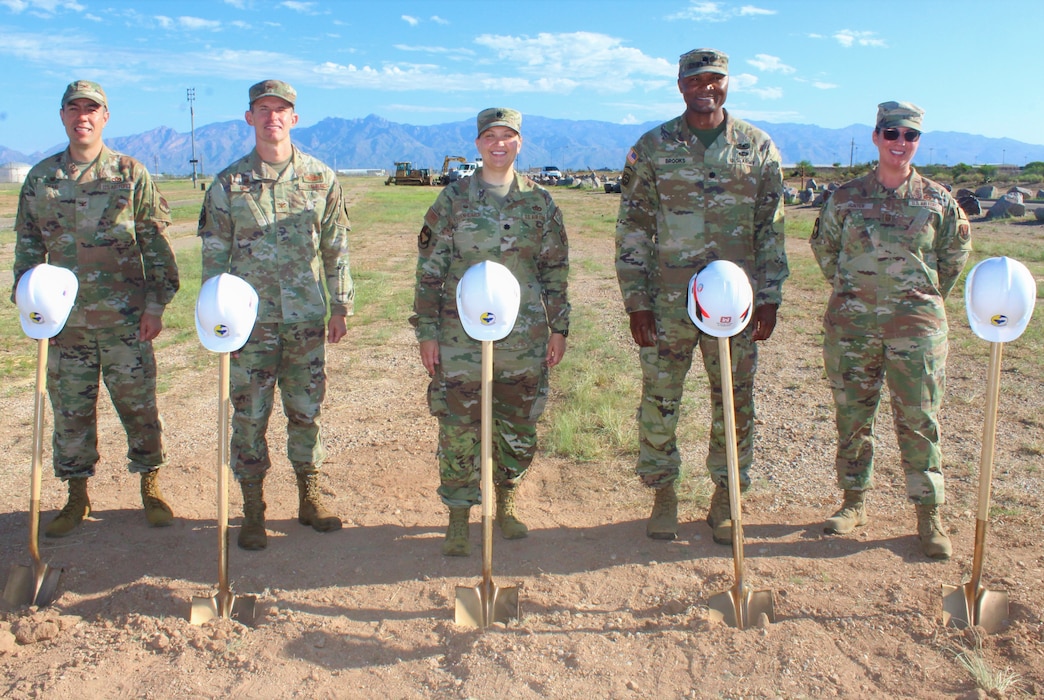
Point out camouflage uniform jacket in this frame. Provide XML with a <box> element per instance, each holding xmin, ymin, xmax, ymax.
<box><xmin>410</xmin><ymin>171</ymin><xmax>570</xmax><ymax>350</ymax></box>
<box><xmin>810</xmin><ymin>169</ymin><xmax>971</xmax><ymax>338</ymax></box>
<box><xmin>13</xmin><ymin>145</ymin><xmax>179</xmax><ymax>328</ymax></box>
<box><xmin>616</xmin><ymin>110</ymin><xmax>787</xmax><ymax>313</ymax></box>
<box><xmin>198</xmin><ymin>146</ymin><xmax>353</xmax><ymax>323</ymax></box>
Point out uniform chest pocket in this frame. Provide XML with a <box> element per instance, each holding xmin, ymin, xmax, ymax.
<box><xmin>230</xmin><ymin>189</ymin><xmax>269</xmax><ymax>228</ymax></box>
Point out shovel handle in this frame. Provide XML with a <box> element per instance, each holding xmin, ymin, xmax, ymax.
<box><xmin>217</xmin><ymin>353</ymin><xmax>231</xmax><ymax>599</ymax></box>
<box><xmin>969</xmin><ymin>342</ymin><xmax>1003</xmax><ymax>589</ymax></box>
<box><xmin>480</xmin><ymin>340</ymin><xmax>494</xmax><ymax>584</ymax></box>
<box><xmin>718</xmin><ymin>336</ymin><xmax>746</xmax><ymax>590</ymax></box>
<box><xmin>28</xmin><ymin>339</ymin><xmax>48</xmax><ymax>565</ymax></box>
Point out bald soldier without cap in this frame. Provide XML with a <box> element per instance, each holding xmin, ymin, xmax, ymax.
<box><xmin>811</xmin><ymin>101</ymin><xmax>971</xmax><ymax>560</ymax></box>
<box><xmin>615</xmin><ymin>49</ymin><xmax>788</xmax><ymax>543</ymax></box>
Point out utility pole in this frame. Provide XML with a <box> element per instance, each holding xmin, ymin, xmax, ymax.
<box><xmin>187</xmin><ymin>88</ymin><xmax>198</xmax><ymax>186</ymax></box>
<box><xmin>849</xmin><ymin>138</ymin><xmax>855</xmax><ymax>168</ymax></box>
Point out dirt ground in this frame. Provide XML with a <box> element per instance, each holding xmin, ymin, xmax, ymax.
<box><xmin>1</xmin><ymin>180</ymin><xmax>1043</xmax><ymax>699</ymax></box>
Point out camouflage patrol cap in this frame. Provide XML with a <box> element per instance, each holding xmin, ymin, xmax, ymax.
<box><xmin>476</xmin><ymin>108</ymin><xmax>522</xmax><ymax>136</ymax></box>
<box><xmin>679</xmin><ymin>48</ymin><xmax>729</xmax><ymax>78</ymax></box>
<box><xmin>61</xmin><ymin>80</ymin><xmax>107</xmax><ymax>108</ymax></box>
<box><xmin>248</xmin><ymin>80</ymin><xmax>297</xmax><ymax>107</ymax></box>
<box><xmin>876</xmin><ymin>100</ymin><xmax>924</xmax><ymax>130</ymax></box>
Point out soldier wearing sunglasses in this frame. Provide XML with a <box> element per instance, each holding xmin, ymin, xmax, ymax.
<box><xmin>810</xmin><ymin>101</ymin><xmax>971</xmax><ymax>560</ymax></box>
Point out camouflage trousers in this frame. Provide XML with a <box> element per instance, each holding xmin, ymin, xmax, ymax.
<box><xmin>46</xmin><ymin>324</ymin><xmax>166</xmax><ymax>479</ymax></box>
<box><xmin>229</xmin><ymin>321</ymin><xmax>327</xmax><ymax>481</ymax></box>
<box><xmin>427</xmin><ymin>340</ymin><xmax>549</xmax><ymax>508</ymax></box>
<box><xmin>823</xmin><ymin>325</ymin><xmax>947</xmax><ymax>505</ymax></box>
<box><xmin>636</xmin><ymin>312</ymin><xmax>758</xmax><ymax>490</ymax></box>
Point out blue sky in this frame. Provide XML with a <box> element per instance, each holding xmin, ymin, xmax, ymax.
<box><xmin>2</xmin><ymin>0</ymin><xmax>1043</xmax><ymax>155</ymax></box>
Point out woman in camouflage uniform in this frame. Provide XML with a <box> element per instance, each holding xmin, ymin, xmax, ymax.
<box><xmin>411</xmin><ymin>108</ymin><xmax>570</xmax><ymax>557</ymax></box>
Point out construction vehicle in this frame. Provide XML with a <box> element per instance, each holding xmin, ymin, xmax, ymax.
<box><xmin>385</xmin><ymin>161</ymin><xmax>435</xmax><ymax>186</ymax></box>
<box><xmin>437</xmin><ymin>156</ymin><xmax>467</xmax><ymax>185</ymax></box>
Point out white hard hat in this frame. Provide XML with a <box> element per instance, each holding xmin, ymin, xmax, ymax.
<box><xmin>965</xmin><ymin>256</ymin><xmax>1037</xmax><ymax>343</ymax></box>
<box><xmin>687</xmin><ymin>259</ymin><xmax>753</xmax><ymax>338</ymax></box>
<box><xmin>15</xmin><ymin>263</ymin><xmax>79</xmax><ymax>340</ymax></box>
<box><xmin>195</xmin><ymin>273</ymin><xmax>260</xmax><ymax>353</ymax></box>
<box><xmin>455</xmin><ymin>260</ymin><xmax>521</xmax><ymax>342</ymax></box>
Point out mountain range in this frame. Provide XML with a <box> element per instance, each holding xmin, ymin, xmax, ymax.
<box><xmin>4</xmin><ymin>114</ymin><xmax>1043</xmax><ymax>176</ymax></box>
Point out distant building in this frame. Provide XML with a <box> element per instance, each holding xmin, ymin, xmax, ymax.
<box><xmin>337</xmin><ymin>168</ymin><xmax>387</xmax><ymax>177</ymax></box>
<box><xmin>1</xmin><ymin>162</ymin><xmax>31</xmax><ymax>184</ymax></box>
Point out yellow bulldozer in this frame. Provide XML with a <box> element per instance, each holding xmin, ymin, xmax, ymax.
<box><xmin>385</xmin><ymin>161</ymin><xmax>436</xmax><ymax>186</ymax></box>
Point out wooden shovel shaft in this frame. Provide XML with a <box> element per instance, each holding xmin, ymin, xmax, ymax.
<box><xmin>480</xmin><ymin>341</ymin><xmax>494</xmax><ymax>584</ymax></box>
<box><xmin>718</xmin><ymin>336</ymin><xmax>746</xmax><ymax>593</ymax></box>
<box><xmin>218</xmin><ymin>353</ymin><xmax>231</xmax><ymax>609</ymax></box>
<box><xmin>969</xmin><ymin>342</ymin><xmax>1003</xmax><ymax>591</ymax></box>
<box><xmin>29</xmin><ymin>339</ymin><xmax>47</xmax><ymax>566</ymax></box>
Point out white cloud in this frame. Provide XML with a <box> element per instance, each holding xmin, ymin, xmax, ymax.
<box><xmin>473</xmin><ymin>31</ymin><xmax>674</xmax><ymax>93</ymax></box>
<box><xmin>750</xmin><ymin>86</ymin><xmax>783</xmax><ymax>100</ymax></box>
<box><xmin>223</xmin><ymin>0</ymin><xmax>245</xmax><ymax>8</ymax></box>
<box><xmin>154</xmin><ymin>15</ymin><xmax>173</xmax><ymax>29</ymax></box>
<box><xmin>402</xmin><ymin>14</ymin><xmax>419</xmax><ymax>26</ymax></box>
<box><xmin>430</xmin><ymin>15</ymin><xmax>449</xmax><ymax>25</ymax></box>
<box><xmin>178</xmin><ymin>16</ymin><xmax>221</xmax><ymax>31</ymax></box>
<box><xmin>832</xmin><ymin>29</ymin><xmax>886</xmax><ymax>48</ymax></box>
<box><xmin>747</xmin><ymin>54</ymin><xmax>795</xmax><ymax>74</ymax></box>
<box><xmin>394</xmin><ymin>44</ymin><xmax>475</xmax><ymax>58</ymax></box>
<box><xmin>231</xmin><ymin>20</ymin><xmax>250</xmax><ymax>29</ymax></box>
<box><xmin>281</xmin><ymin>1</ymin><xmax>316</xmax><ymax>12</ymax></box>
<box><xmin>2</xmin><ymin>0</ymin><xmax>84</xmax><ymax>14</ymax></box>
<box><xmin>739</xmin><ymin>5</ymin><xmax>775</xmax><ymax>15</ymax></box>
<box><xmin>668</xmin><ymin>1</ymin><xmax>774</xmax><ymax>22</ymax></box>
<box><xmin>620</xmin><ymin>113</ymin><xmax>640</xmax><ymax>125</ymax></box>
<box><xmin>813</xmin><ymin>81</ymin><xmax>838</xmax><ymax>90</ymax></box>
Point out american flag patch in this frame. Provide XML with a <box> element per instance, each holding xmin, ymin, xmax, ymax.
<box><xmin>626</xmin><ymin>148</ymin><xmax>638</xmax><ymax>165</ymax></box>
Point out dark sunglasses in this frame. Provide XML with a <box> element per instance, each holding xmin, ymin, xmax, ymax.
<box><xmin>880</xmin><ymin>128</ymin><xmax>921</xmax><ymax>142</ymax></box>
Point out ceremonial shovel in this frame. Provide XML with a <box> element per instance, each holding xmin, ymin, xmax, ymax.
<box><xmin>706</xmin><ymin>334</ymin><xmax>775</xmax><ymax>629</ymax></box>
<box><xmin>4</xmin><ymin>264</ymin><xmax>77</xmax><ymax>608</ymax></box>
<box><xmin>189</xmin><ymin>274</ymin><xmax>259</xmax><ymax>625</ymax></box>
<box><xmin>453</xmin><ymin>260</ymin><xmax>521</xmax><ymax>628</ymax></box>
<box><xmin>941</xmin><ymin>341</ymin><xmax>1009</xmax><ymax>633</ymax></box>
<box><xmin>3</xmin><ymin>338</ymin><xmax>62</xmax><ymax>607</ymax></box>
<box><xmin>190</xmin><ymin>352</ymin><xmax>257</xmax><ymax>625</ymax></box>
<box><xmin>454</xmin><ymin>340</ymin><xmax>520</xmax><ymax>627</ymax></box>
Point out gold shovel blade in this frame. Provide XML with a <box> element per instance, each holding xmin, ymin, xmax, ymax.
<box><xmin>454</xmin><ymin>582</ymin><xmax>519</xmax><ymax>629</ymax></box>
<box><xmin>708</xmin><ymin>586</ymin><xmax>775</xmax><ymax>629</ymax></box>
<box><xmin>189</xmin><ymin>593</ymin><xmax>257</xmax><ymax>625</ymax></box>
<box><xmin>3</xmin><ymin>562</ymin><xmax>62</xmax><ymax>608</ymax></box>
<box><xmin>941</xmin><ymin>583</ymin><xmax>1008</xmax><ymax>634</ymax></box>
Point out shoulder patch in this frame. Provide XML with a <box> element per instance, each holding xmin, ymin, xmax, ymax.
<box><xmin>418</xmin><ymin>224</ymin><xmax>432</xmax><ymax>250</ymax></box>
<box><xmin>626</xmin><ymin>147</ymin><xmax>638</xmax><ymax>165</ymax></box>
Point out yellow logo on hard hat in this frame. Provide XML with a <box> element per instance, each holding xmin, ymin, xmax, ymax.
<box><xmin>480</xmin><ymin>312</ymin><xmax>496</xmax><ymax>326</ymax></box>
<box><xmin>990</xmin><ymin>314</ymin><xmax>1008</xmax><ymax>327</ymax></box>
<box><xmin>29</xmin><ymin>311</ymin><xmax>44</xmax><ymax>324</ymax></box>
<box><xmin>214</xmin><ymin>324</ymin><xmax>230</xmax><ymax>337</ymax></box>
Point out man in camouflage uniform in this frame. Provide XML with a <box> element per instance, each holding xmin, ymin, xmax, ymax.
<box><xmin>615</xmin><ymin>49</ymin><xmax>788</xmax><ymax>544</ymax></box>
<box><xmin>199</xmin><ymin>80</ymin><xmax>353</xmax><ymax>551</ymax></box>
<box><xmin>810</xmin><ymin>101</ymin><xmax>971</xmax><ymax>560</ymax></box>
<box><xmin>12</xmin><ymin>80</ymin><xmax>180</xmax><ymax>537</ymax></box>
<box><xmin>411</xmin><ymin>108</ymin><xmax>570</xmax><ymax>556</ymax></box>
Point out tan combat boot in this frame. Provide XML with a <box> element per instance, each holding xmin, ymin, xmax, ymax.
<box><xmin>45</xmin><ymin>477</ymin><xmax>90</xmax><ymax>538</ymax></box>
<box><xmin>495</xmin><ymin>484</ymin><xmax>529</xmax><ymax>539</ymax></box>
<box><xmin>238</xmin><ymin>478</ymin><xmax>267</xmax><ymax>551</ymax></box>
<box><xmin>442</xmin><ymin>507</ymin><xmax>471</xmax><ymax>557</ymax></box>
<box><xmin>140</xmin><ymin>469</ymin><xmax>174</xmax><ymax>527</ymax></box>
<box><xmin>646</xmin><ymin>483</ymin><xmax>678</xmax><ymax>540</ymax></box>
<box><xmin>916</xmin><ymin>504</ymin><xmax>952</xmax><ymax>560</ymax></box>
<box><xmin>296</xmin><ymin>472</ymin><xmax>342</xmax><ymax>532</ymax></box>
<box><xmin>823</xmin><ymin>489</ymin><xmax>867</xmax><ymax>535</ymax></box>
<box><xmin>707</xmin><ymin>484</ymin><xmax>732</xmax><ymax>545</ymax></box>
